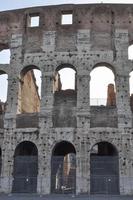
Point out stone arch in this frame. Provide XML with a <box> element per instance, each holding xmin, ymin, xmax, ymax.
<box><xmin>51</xmin><ymin>141</ymin><xmax>76</xmax><ymax>194</ymax></box>
<box><xmin>20</xmin><ymin>65</ymin><xmax>41</xmax><ymax>77</ymax></box>
<box><xmin>12</xmin><ymin>141</ymin><xmax>38</xmax><ymax>193</ymax></box>
<box><xmin>55</xmin><ymin>63</ymin><xmax>77</xmax><ymax>72</ymax></box>
<box><xmin>90</xmin><ymin>141</ymin><xmax>119</xmax><ymax>194</ymax></box>
<box><xmin>90</xmin><ymin>63</ymin><xmax>116</xmax><ymax>106</ymax></box>
<box><xmin>90</xmin><ymin>139</ymin><xmax>119</xmax><ymax>154</ymax></box>
<box><xmin>17</xmin><ymin>65</ymin><xmax>41</xmax><ymax>113</ymax></box>
<box><xmin>92</xmin><ymin>62</ymin><xmax>116</xmax><ymax>75</ymax></box>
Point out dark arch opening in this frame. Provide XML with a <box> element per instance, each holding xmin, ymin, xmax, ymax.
<box><xmin>15</xmin><ymin>141</ymin><xmax>38</xmax><ymax>156</ymax></box>
<box><xmin>91</xmin><ymin>141</ymin><xmax>118</xmax><ymax>156</ymax></box>
<box><xmin>17</xmin><ymin>65</ymin><xmax>41</xmax><ymax>114</ymax></box>
<box><xmin>51</xmin><ymin>141</ymin><xmax>76</xmax><ymax>194</ymax></box>
<box><xmin>90</xmin><ymin>141</ymin><xmax>119</xmax><ymax>195</ymax></box>
<box><xmin>12</xmin><ymin>141</ymin><xmax>38</xmax><ymax>193</ymax></box>
<box><xmin>53</xmin><ymin>141</ymin><xmax>76</xmax><ymax>156</ymax></box>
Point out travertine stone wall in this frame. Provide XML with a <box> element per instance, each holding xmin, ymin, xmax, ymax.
<box><xmin>0</xmin><ymin>3</ymin><xmax>133</xmax><ymax>195</ymax></box>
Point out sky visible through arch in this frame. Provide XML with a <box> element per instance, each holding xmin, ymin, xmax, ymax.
<box><xmin>0</xmin><ymin>0</ymin><xmax>133</xmax><ymax>104</ymax></box>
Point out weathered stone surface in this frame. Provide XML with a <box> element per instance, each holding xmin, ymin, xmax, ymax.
<box><xmin>0</xmin><ymin>3</ymin><xmax>133</xmax><ymax>195</ymax></box>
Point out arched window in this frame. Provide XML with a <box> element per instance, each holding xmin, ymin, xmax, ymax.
<box><xmin>129</xmin><ymin>71</ymin><xmax>133</xmax><ymax>95</ymax></box>
<box><xmin>53</xmin><ymin>65</ymin><xmax>77</xmax><ymax>127</ymax></box>
<box><xmin>90</xmin><ymin>65</ymin><xmax>115</xmax><ymax>106</ymax></box>
<box><xmin>51</xmin><ymin>141</ymin><xmax>76</xmax><ymax>194</ymax></box>
<box><xmin>12</xmin><ymin>141</ymin><xmax>38</xmax><ymax>193</ymax></box>
<box><xmin>129</xmin><ymin>71</ymin><xmax>133</xmax><ymax>111</ymax></box>
<box><xmin>128</xmin><ymin>44</ymin><xmax>133</xmax><ymax>60</ymax></box>
<box><xmin>0</xmin><ymin>71</ymin><xmax>8</xmax><ymax>114</ymax></box>
<box><xmin>0</xmin><ymin>49</ymin><xmax>10</xmax><ymax>64</ymax></box>
<box><xmin>54</xmin><ymin>64</ymin><xmax>76</xmax><ymax>92</ymax></box>
<box><xmin>17</xmin><ymin>66</ymin><xmax>41</xmax><ymax>113</ymax></box>
<box><xmin>0</xmin><ymin>47</ymin><xmax>10</xmax><ymax>114</ymax></box>
<box><xmin>90</xmin><ymin>141</ymin><xmax>119</xmax><ymax>194</ymax></box>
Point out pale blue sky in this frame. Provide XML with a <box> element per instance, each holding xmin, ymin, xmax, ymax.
<box><xmin>0</xmin><ymin>0</ymin><xmax>133</xmax><ymax>11</ymax></box>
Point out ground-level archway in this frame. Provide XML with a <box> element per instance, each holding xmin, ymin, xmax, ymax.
<box><xmin>51</xmin><ymin>141</ymin><xmax>76</xmax><ymax>194</ymax></box>
<box><xmin>12</xmin><ymin>141</ymin><xmax>38</xmax><ymax>193</ymax></box>
<box><xmin>90</xmin><ymin>141</ymin><xmax>119</xmax><ymax>194</ymax></box>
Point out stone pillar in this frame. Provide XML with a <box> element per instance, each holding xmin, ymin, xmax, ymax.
<box><xmin>1</xmin><ymin>34</ymin><xmax>23</xmax><ymax>193</ymax></box>
<box><xmin>1</xmin><ymin>128</ymin><xmax>14</xmax><ymax>193</ymax></box>
<box><xmin>76</xmin><ymin>141</ymin><xmax>89</xmax><ymax>194</ymax></box>
<box><xmin>37</xmin><ymin>145</ymin><xmax>51</xmax><ymax>194</ymax></box>
<box><xmin>115</xmin><ymin>74</ymin><xmax>132</xmax><ymax>128</ymax></box>
<box><xmin>39</xmin><ymin>71</ymin><xmax>54</xmax><ymax>194</ymax></box>
<box><xmin>119</xmin><ymin>134</ymin><xmax>133</xmax><ymax>195</ymax></box>
<box><xmin>76</xmin><ymin>70</ymin><xmax>90</xmax><ymax>193</ymax></box>
<box><xmin>40</xmin><ymin>71</ymin><xmax>53</xmax><ymax>128</ymax></box>
<box><xmin>5</xmin><ymin>34</ymin><xmax>23</xmax><ymax>116</ymax></box>
<box><xmin>77</xmin><ymin>71</ymin><xmax>90</xmax><ymax>129</ymax></box>
<box><xmin>6</xmin><ymin>76</ymin><xmax>19</xmax><ymax>115</ymax></box>
<box><xmin>40</xmin><ymin>71</ymin><xmax>54</xmax><ymax>111</ymax></box>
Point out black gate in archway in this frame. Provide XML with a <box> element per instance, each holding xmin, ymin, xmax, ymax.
<box><xmin>12</xmin><ymin>141</ymin><xmax>38</xmax><ymax>193</ymax></box>
<box><xmin>51</xmin><ymin>141</ymin><xmax>76</xmax><ymax>194</ymax></box>
<box><xmin>90</xmin><ymin>142</ymin><xmax>119</xmax><ymax>195</ymax></box>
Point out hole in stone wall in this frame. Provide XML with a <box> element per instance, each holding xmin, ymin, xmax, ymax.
<box><xmin>61</xmin><ymin>13</ymin><xmax>73</xmax><ymax>25</ymax></box>
<box><xmin>90</xmin><ymin>66</ymin><xmax>115</xmax><ymax>106</ymax></box>
<box><xmin>28</xmin><ymin>14</ymin><xmax>40</xmax><ymax>27</ymax></box>
<box><xmin>17</xmin><ymin>66</ymin><xmax>41</xmax><ymax>114</ymax></box>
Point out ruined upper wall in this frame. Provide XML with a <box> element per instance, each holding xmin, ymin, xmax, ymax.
<box><xmin>1</xmin><ymin>4</ymin><xmax>133</xmax><ymax>52</ymax></box>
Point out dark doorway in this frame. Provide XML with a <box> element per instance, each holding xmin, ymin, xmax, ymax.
<box><xmin>90</xmin><ymin>142</ymin><xmax>119</xmax><ymax>194</ymax></box>
<box><xmin>51</xmin><ymin>141</ymin><xmax>76</xmax><ymax>194</ymax></box>
<box><xmin>12</xmin><ymin>141</ymin><xmax>38</xmax><ymax>193</ymax></box>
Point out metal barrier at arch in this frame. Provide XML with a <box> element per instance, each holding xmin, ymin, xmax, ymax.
<box><xmin>12</xmin><ymin>141</ymin><xmax>38</xmax><ymax>193</ymax></box>
<box><xmin>51</xmin><ymin>141</ymin><xmax>76</xmax><ymax>194</ymax></box>
<box><xmin>90</xmin><ymin>142</ymin><xmax>119</xmax><ymax>195</ymax></box>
